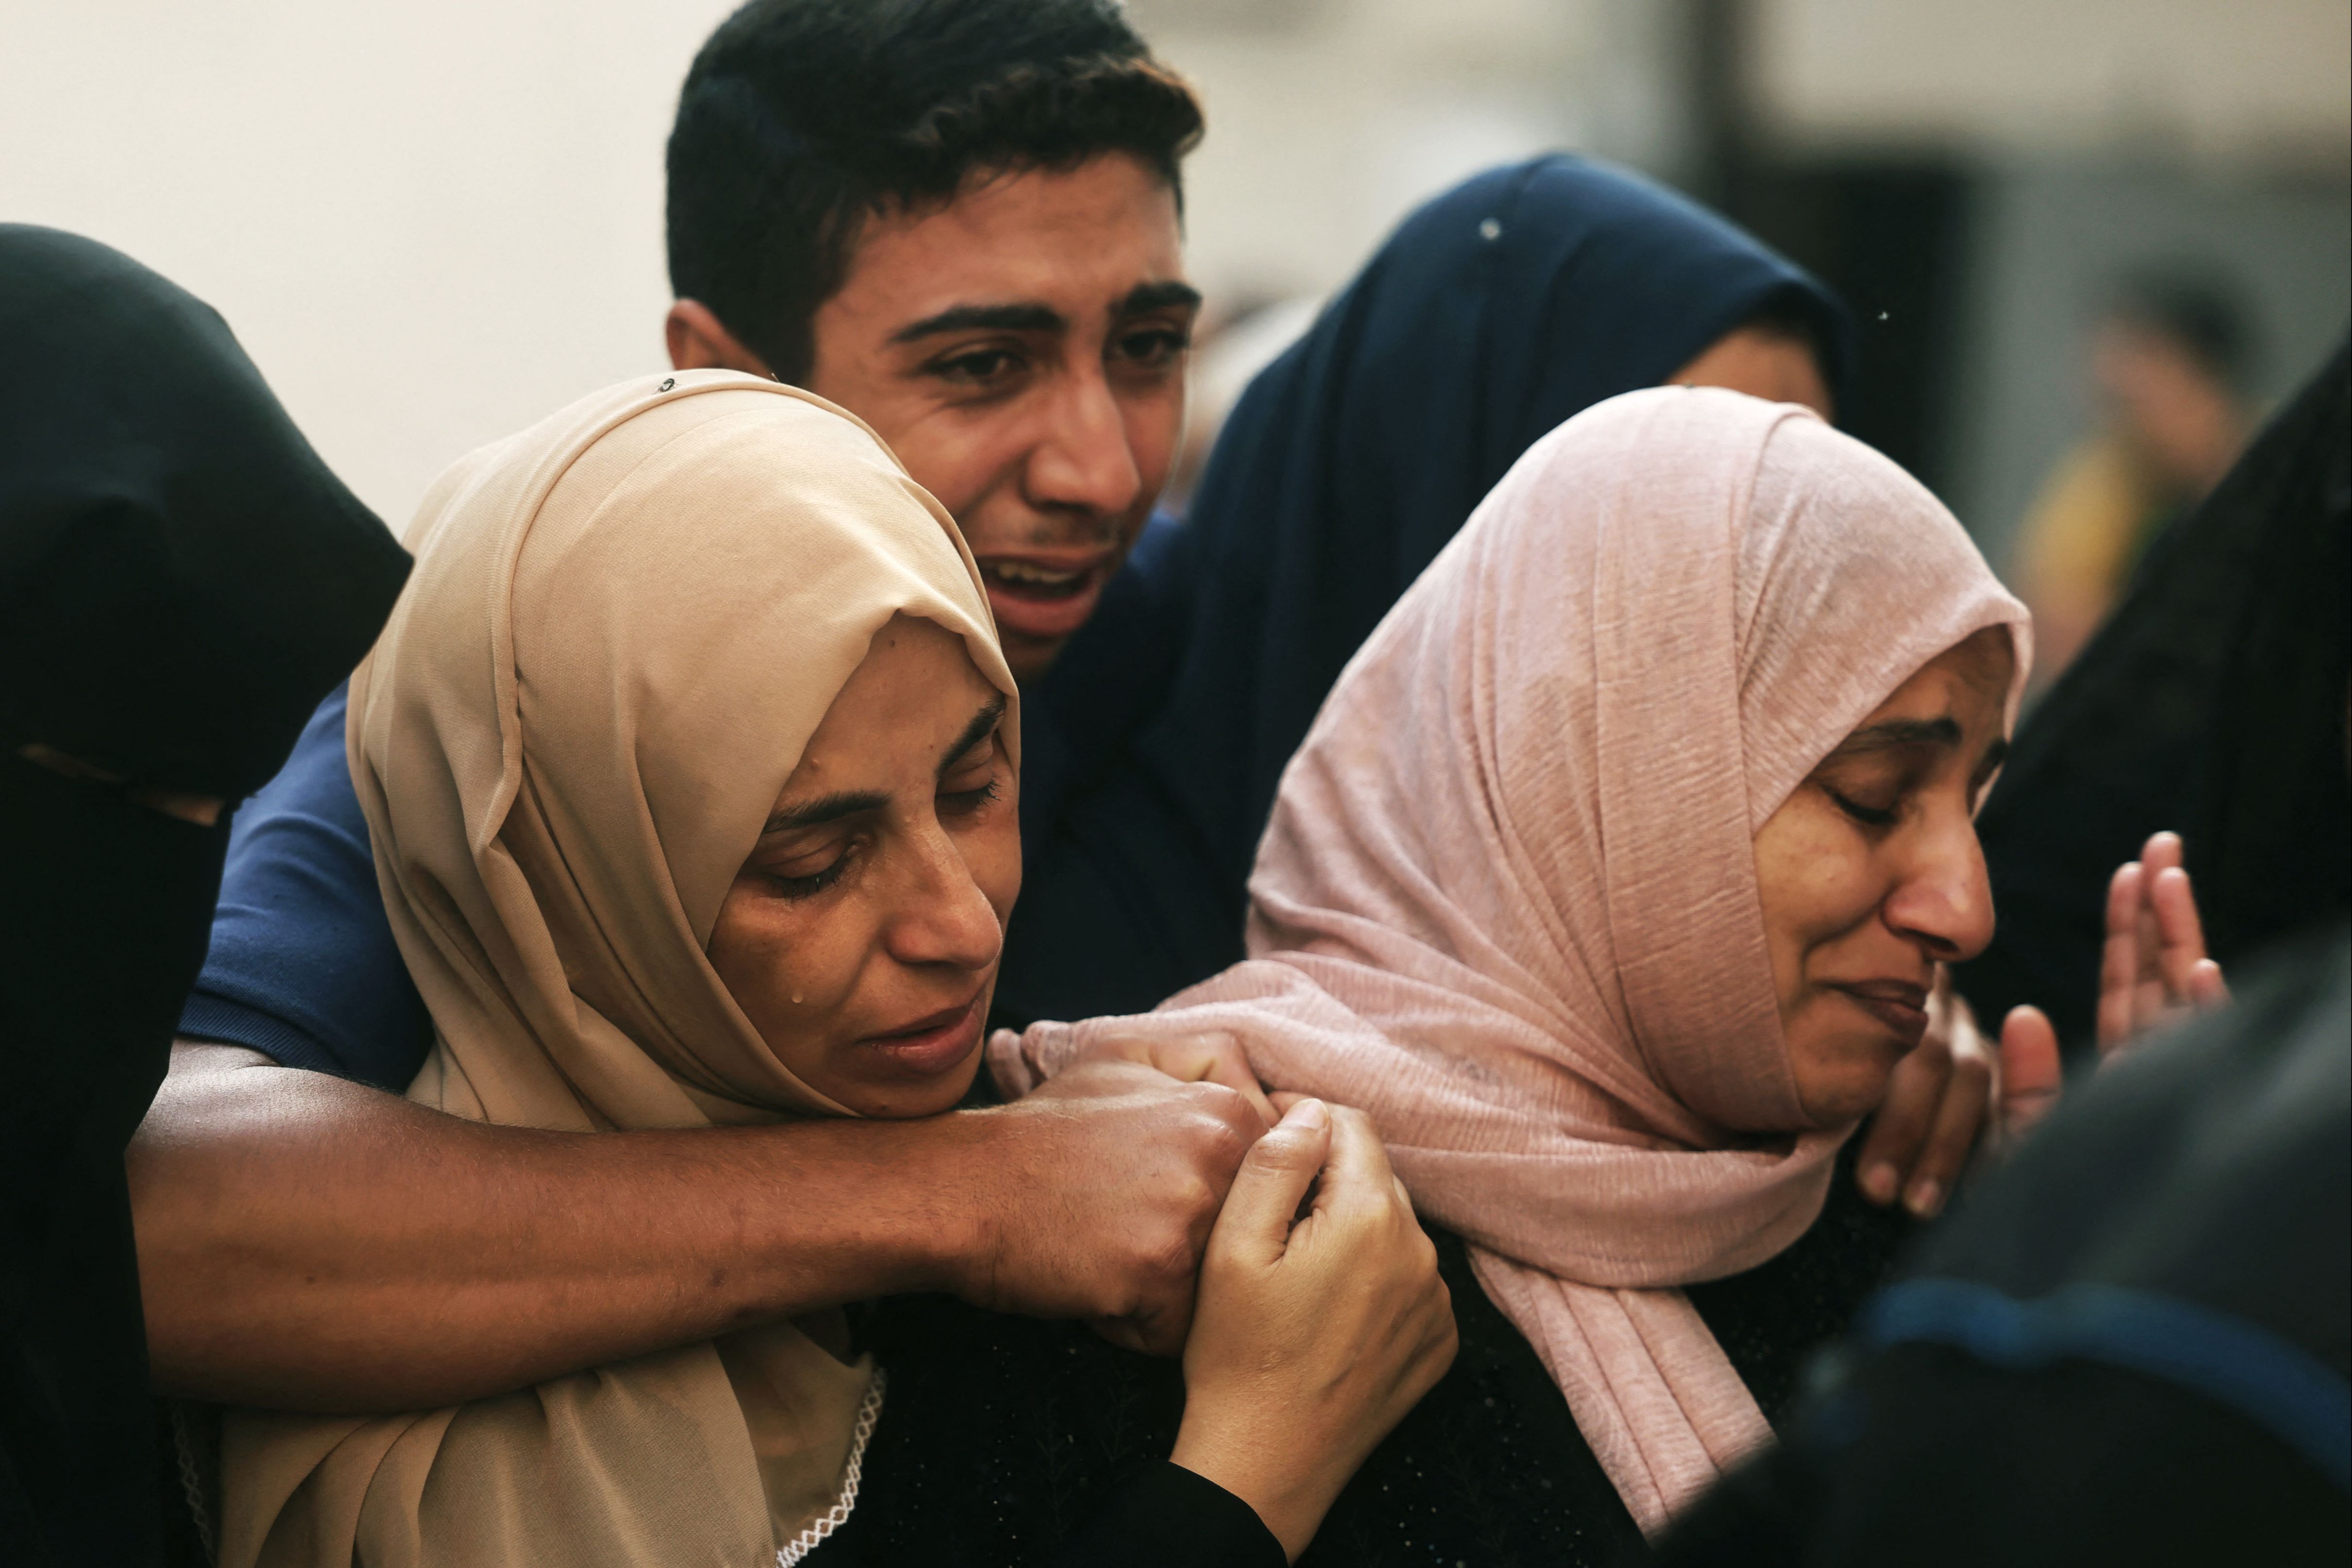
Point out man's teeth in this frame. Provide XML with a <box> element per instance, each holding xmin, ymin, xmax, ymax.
<box><xmin>985</xmin><ymin>562</ymin><xmax>1084</xmax><ymax>587</ymax></box>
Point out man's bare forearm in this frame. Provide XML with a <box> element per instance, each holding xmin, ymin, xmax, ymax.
<box><xmin>131</xmin><ymin>1042</ymin><xmax>988</xmax><ymax>1413</ymax></box>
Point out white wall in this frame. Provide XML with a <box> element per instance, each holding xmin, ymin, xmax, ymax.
<box><xmin>9</xmin><ymin>0</ymin><xmax>2344</xmax><ymax>539</ymax></box>
<box><xmin>1750</xmin><ymin>0</ymin><xmax>2352</xmax><ymax>169</ymax></box>
<box><xmin>2</xmin><ymin>0</ymin><xmax>1634</xmax><ymax>527</ymax></box>
<box><xmin>1</xmin><ymin>1</ymin><xmax>736</xmax><ymax>529</ymax></box>
<box><xmin>3</xmin><ymin>0</ymin><xmax>1670</xmax><ymax>528</ymax></box>
<box><xmin>1136</xmin><ymin>0</ymin><xmax>1689</xmax><ymax>303</ymax></box>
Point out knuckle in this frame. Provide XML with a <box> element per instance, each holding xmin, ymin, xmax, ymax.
<box><xmin>1141</xmin><ymin>1228</ymin><xmax>1199</xmax><ymax>1286</ymax></box>
<box><xmin>1192</xmin><ymin>1096</ymin><xmax>1255</xmax><ymax>1146</ymax></box>
<box><xmin>1241</xmin><ymin>1133</ymin><xmax>1307</xmax><ymax>1176</ymax></box>
<box><xmin>1175</xmin><ymin>1173</ymin><xmax>1221</xmax><ymax>1221</ymax></box>
<box><xmin>1182</xmin><ymin>1118</ymin><xmax>1252</xmax><ymax>1175</ymax></box>
<box><xmin>1187</xmin><ymin>1078</ymin><xmax>1246</xmax><ymax>1113</ymax></box>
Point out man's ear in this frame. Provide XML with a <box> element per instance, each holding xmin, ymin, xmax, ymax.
<box><xmin>665</xmin><ymin>300</ymin><xmax>773</xmax><ymax>378</ymax></box>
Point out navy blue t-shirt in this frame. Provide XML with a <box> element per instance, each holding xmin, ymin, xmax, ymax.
<box><xmin>176</xmin><ymin>683</ymin><xmax>432</xmax><ymax>1089</ymax></box>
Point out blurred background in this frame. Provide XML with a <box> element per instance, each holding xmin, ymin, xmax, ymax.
<box><xmin>4</xmin><ymin>0</ymin><xmax>2346</xmax><ymax>673</ymax></box>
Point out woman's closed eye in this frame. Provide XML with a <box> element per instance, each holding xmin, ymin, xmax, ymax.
<box><xmin>758</xmin><ymin>830</ymin><xmax>863</xmax><ymax>901</ymax></box>
<box><xmin>1811</xmin><ymin>754</ymin><xmax>1910</xmax><ymax>830</ymax></box>
<box><xmin>939</xmin><ymin>775</ymin><xmax>1002</xmax><ymax>817</ymax></box>
<box><xmin>936</xmin><ymin>722</ymin><xmax>1007</xmax><ymax>820</ymax></box>
<box><xmin>1824</xmin><ymin>784</ymin><xmax>1899</xmax><ymax>829</ymax></box>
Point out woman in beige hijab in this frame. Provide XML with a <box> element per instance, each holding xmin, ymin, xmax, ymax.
<box><xmin>217</xmin><ymin>373</ymin><xmax>957</xmax><ymax>1568</ymax></box>
<box><xmin>218</xmin><ymin>372</ymin><xmax>1452</xmax><ymax>1567</ymax></box>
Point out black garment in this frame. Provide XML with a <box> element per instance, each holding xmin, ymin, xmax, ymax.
<box><xmin>0</xmin><ymin>760</ymin><xmax>229</xmax><ymax>1568</ymax></box>
<box><xmin>0</xmin><ymin>228</ymin><xmax>407</xmax><ymax>1568</ymax></box>
<box><xmin>999</xmin><ymin>156</ymin><xmax>1853</xmax><ymax>1029</ymax></box>
<box><xmin>1656</xmin><ymin>923</ymin><xmax>2352</xmax><ymax>1567</ymax></box>
<box><xmin>1053</xmin><ymin>1464</ymin><xmax>1286</xmax><ymax>1568</ymax></box>
<box><xmin>829</xmin><ymin>1140</ymin><xmax>1910</xmax><ymax>1568</ymax></box>
<box><xmin>0</xmin><ymin>228</ymin><xmax>411</xmax><ymax>802</ymax></box>
<box><xmin>1958</xmin><ymin>343</ymin><xmax>2352</xmax><ymax>1052</ymax></box>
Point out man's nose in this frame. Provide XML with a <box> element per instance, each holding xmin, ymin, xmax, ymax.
<box><xmin>1023</xmin><ymin>363</ymin><xmax>1143</xmax><ymax>526</ymax></box>
<box><xmin>1882</xmin><ymin>811</ymin><xmax>1996</xmax><ymax>963</ymax></box>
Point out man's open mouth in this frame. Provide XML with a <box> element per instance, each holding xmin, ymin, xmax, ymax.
<box><xmin>980</xmin><ymin>559</ymin><xmax>1095</xmax><ymax>601</ymax></box>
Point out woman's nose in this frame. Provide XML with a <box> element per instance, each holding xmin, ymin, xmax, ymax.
<box><xmin>1883</xmin><ymin>812</ymin><xmax>1996</xmax><ymax>962</ymax></box>
<box><xmin>884</xmin><ymin>827</ymin><xmax>1004</xmax><ymax>973</ymax></box>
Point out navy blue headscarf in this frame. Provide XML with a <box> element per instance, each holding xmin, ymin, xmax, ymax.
<box><xmin>996</xmin><ymin>155</ymin><xmax>1853</xmax><ymax>1029</ymax></box>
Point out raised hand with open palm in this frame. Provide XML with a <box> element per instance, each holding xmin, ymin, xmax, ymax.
<box><xmin>1994</xmin><ymin>830</ymin><xmax>2231</xmax><ymax>1145</ymax></box>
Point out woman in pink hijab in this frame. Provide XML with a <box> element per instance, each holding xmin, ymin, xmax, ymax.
<box><xmin>995</xmin><ymin>385</ymin><xmax>2034</xmax><ymax>1542</ymax></box>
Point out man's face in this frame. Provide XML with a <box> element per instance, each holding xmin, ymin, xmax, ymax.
<box><xmin>805</xmin><ymin>154</ymin><xmax>1194</xmax><ymax>683</ymax></box>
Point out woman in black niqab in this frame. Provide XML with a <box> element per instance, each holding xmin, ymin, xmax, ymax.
<box><xmin>1958</xmin><ymin>340</ymin><xmax>2351</xmax><ymax>1053</ymax></box>
<box><xmin>0</xmin><ymin>226</ymin><xmax>409</xmax><ymax>1568</ymax></box>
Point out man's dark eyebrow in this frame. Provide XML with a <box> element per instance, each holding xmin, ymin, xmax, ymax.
<box><xmin>763</xmin><ymin>791</ymin><xmax>888</xmax><ymax>835</ymax></box>
<box><xmin>1973</xmin><ymin>736</ymin><xmax>2012</xmax><ymax>781</ymax></box>
<box><xmin>938</xmin><ymin>695</ymin><xmax>1008</xmax><ymax>780</ymax></box>
<box><xmin>1834</xmin><ymin>717</ymin><xmax>1963</xmax><ymax>753</ymax></box>
<box><xmin>1111</xmin><ymin>280</ymin><xmax>1203</xmax><ymax>319</ymax></box>
<box><xmin>888</xmin><ymin>301</ymin><xmax>1066</xmax><ymax>345</ymax></box>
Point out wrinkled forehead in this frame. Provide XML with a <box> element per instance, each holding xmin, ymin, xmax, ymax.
<box><xmin>1732</xmin><ymin>416</ymin><xmax>2028</xmax><ymax>829</ymax></box>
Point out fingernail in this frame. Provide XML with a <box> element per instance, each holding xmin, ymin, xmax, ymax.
<box><xmin>1861</xmin><ymin>1164</ymin><xmax>1898</xmax><ymax>1204</ymax></box>
<box><xmin>1905</xmin><ymin>1178</ymin><xmax>1943</xmax><ymax>1218</ymax></box>
<box><xmin>1281</xmin><ymin>1097</ymin><xmax>1328</xmax><ymax>1130</ymax></box>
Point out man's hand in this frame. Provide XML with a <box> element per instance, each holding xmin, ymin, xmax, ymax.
<box><xmin>954</xmin><ymin>1055</ymin><xmax>1263</xmax><ymax>1355</ymax></box>
<box><xmin>137</xmin><ymin>1040</ymin><xmax>1260</xmax><ymax>1410</ymax></box>
<box><xmin>1854</xmin><ymin>968</ymin><xmax>1994</xmax><ymax>1219</ymax></box>
<box><xmin>1071</xmin><ymin>1027</ymin><xmax>1278</xmax><ymax>1130</ymax></box>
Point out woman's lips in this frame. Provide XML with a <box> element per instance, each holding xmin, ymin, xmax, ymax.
<box><xmin>976</xmin><ymin>554</ymin><xmax>1114</xmax><ymax>643</ymax></box>
<box><xmin>1829</xmin><ymin>981</ymin><xmax>1931</xmax><ymax>1048</ymax></box>
<box><xmin>856</xmin><ymin>992</ymin><xmax>985</xmax><ymax>1077</ymax></box>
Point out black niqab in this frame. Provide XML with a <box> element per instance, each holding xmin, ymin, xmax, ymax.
<box><xmin>1957</xmin><ymin>341</ymin><xmax>2351</xmax><ymax>1051</ymax></box>
<box><xmin>0</xmin><ymin>226</ymin><xmax>409</xmax><ymax>1567</ymax></box>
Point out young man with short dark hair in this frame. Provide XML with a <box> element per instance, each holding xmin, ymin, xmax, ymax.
<box><xmin>665</xmin><ymin>0</ymin><xmax>1206</xmax><ymax>680</ymax></box>
<box><xmin>135</xmin><ymin>0</ymin><xmax>1249</xmax><ymax>1424</ymax></box>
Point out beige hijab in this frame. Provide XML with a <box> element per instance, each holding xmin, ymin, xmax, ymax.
<box><xmin>995</xmin><ymin>387</ymin><xmax>2029</xmax><ymax>1533</ymax></box>
<box><xmin>221</xmin><ymin>370</ymin><xmax>1016</xmax><ymax>1568</ymax></box>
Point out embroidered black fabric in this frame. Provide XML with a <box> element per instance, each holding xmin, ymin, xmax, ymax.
<box><xmin>820</xmin><ymin>1140</ymin><xmax>1910</xmax><ymax>1567</ymax></box>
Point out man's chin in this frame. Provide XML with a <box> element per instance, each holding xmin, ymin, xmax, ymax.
<box><xmin>985</xmin><ymin>578</ymin><xmax>1106</xmax><ymax>662</ymax></box>
<box><xmin>996</xmin><ymin>623</ymin><xmax>1071</xmax><ymax>686</ymax></box>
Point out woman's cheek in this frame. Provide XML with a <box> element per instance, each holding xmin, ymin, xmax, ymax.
<box><xmin>711</xmin><ymin>894</ymin><xmax>845</xmax><ymax>1069</ymax></box>
<box><xmin>1785</xmin><ymin>800</ymin><xmax>1885</xmax><ymax>936</ymax></box>
<box><xmin>967</xmin><ymin>811</ymin><xmax>1023</xmax><ymax>925</ymax></box>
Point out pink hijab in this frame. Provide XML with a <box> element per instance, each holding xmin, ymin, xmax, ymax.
<box><xmin>993</xmin><ymin>386</ymin><xmax>2030</xmax><ymax>1532</ymax></box>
